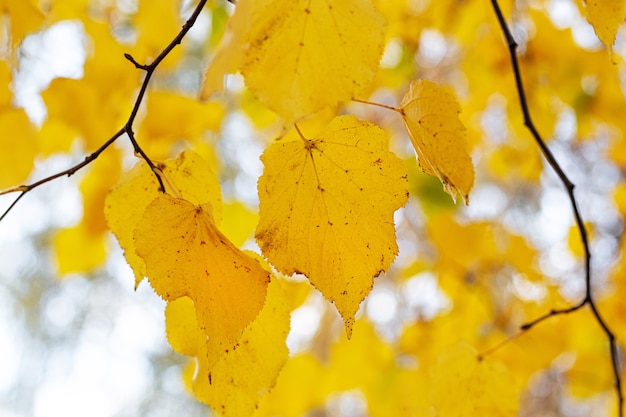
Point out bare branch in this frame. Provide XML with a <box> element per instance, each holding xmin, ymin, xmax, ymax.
<box><xmin>519</xmin><ymin>301</ymin><xmax>586</xmax><ymax>331</ymax></box>
<box><xmin>0</xmin><ymin>0</ymin><xmax>209</xmax><ymax>223</ymax></box>
<box><xmin>490</xmin><ymin>1</ymin><xmax>623</xmax><ymax>415</ymax></box>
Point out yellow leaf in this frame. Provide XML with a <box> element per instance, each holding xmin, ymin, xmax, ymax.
<box><xmin>256</xmin><ymin>115</ymin><xmax>408</xmax><ymax>336</ymax></box>
<box><xmin>0</xmin><ymin>109</ymin><xmax>37</xmax><ymax>189</ymax></box>
<box><xmin>167</xmin><ymin>277</ymin><xmax>290</xmax><ymax>417</ymax></box>
<box><xmin>400</xmin><ymin>80</ymin><xmax>474</xmax><ymax>203</ymax></box>
<box><xmin>80</xmin><ymin>148</ymin><xmax>122</xmax><ymax>236</ymax></box>
<box><xmin>133</xmin><ymin>0</ymin><xmax>182</xmax><ymax>67</ymax></box>
<box><xmin>41</xmin><ymin>21</ymin><xmax>136</xmax><ymax>149</ymax></box>
<box><xmin>201</xmin><ymin>0</ymin><xmax>386</xmax><ymax>123</ymax></box>
<box><xmin>583</xmin><ymin>0</ymin><xmax>626</xmax><ymax>49</ymax></box>
<box><xmin>614</xmin><ymin>182</ymin><xmax>626</xmax><ymax>214</ymax></box>
<box><xmin>164</xmin><ymin>296</ymin><xmax>201</xmax><ymax>357</ymax></box>
<box><xmin>325</xmin><ymin>320</ymin><xmax>395</xmax><ymax>391</ymax></box>
<box><xmin>46</xmin><ymin>0</ymin><xmax>90</xmax><ymax>21</ymax></box>
<box><xmin>135</xmin><ymin>194</ymin><xmax>270</xmax><ymax>365</ymax></box>
<box><xmin>567</xmin><ymin>222</ymin><xmax>593</xmax><ymax>259</ymax></box>
<box><xmin>105</xmin><ymin>150</ymin><xmax>222</xmax><ymax>287</ymax></box>
<box><xmin>487</xmin><ymin>143</ymin><xmax>543</xmax><ymax>182</ymax></box>
<box><xmin>254</xmin><ymin>354</ymin><xmax>325</xmax><ymax>417</ymax></box>
<box><xmin>219</xmin><ymin>200</ymin><xmax>258</xmax><ymax>247</ymax></box>
<box><xmin>0</xmin><ymin>60</ymin><xmax>12</xmax><ymax>109</ymax></box>
<box><xmin>54</xmin><ymin>223</ymin><xmax>107</xmax><ymax>275</ymax></box>
<box><xmin>36</xmin><ymin>120</ymin><xmax>77</xmax><ymax>156</ymax></box>
<box><xmin>41</xmin><ymin>77</ymin><xmax>106</xmax><ymax>149</ymax></box>
<box><xmin>0</xmin><ymin>0</ymin><xmax>44</xmax><ymax>50</ymax></box>
<box><xmin>138</xmin><ymin>91</ymin><xmax>225</xmax><ymax>159</ymax></box>
<box><xmin>431</xmin><ymin>342</ymin><xmax>519</xmax><ymax>417</ymax></box>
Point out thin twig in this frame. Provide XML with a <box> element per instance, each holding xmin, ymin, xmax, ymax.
<box><xmin>519</xmin><ymin>301</ymin><xmax>586</xmax><ymax>330</ymax></box>
<box><xmin>490</xmin><ymin>1</ymin><xmax>622</xmax><ymax>415</ymax></box>
<box><xmin>0</xmin><ymin>0</ymin><xmax>209</xmax><ymax>223</ymax></box>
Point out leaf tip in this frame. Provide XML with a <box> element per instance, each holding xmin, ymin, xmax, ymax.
<box><xmin>344</xmin><ymin>318</ymin><xmax>354</xmax><ymax>340</ymax></box>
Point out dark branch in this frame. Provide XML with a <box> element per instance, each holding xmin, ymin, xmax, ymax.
<box><xmin>519</xmin><ymin>301</ymin><xmax>586</xmax><ymax>331</ymax></box>
<box><xmin>124</xmin><ymin>53</ymin><xmax>149</xmax><ymax>70</ymax></box>
<box><xmin>0</xmin><ymin>0</ymin><xmax>209</xmax><ymax>223</ymax></box>
<box><xmin>490</xmin><ymin>1</ymin><xmax>622</xmax><ymax>415</ymax></box>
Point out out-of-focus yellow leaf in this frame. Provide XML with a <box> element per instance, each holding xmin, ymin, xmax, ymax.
<box><xmin>583</xmin><ymin>0</ymin><xmax>626</xmax><ymax>49</ymax></box>
<box><xmin>164</xmin><ymin>296</ymin><xmax>200</xmax><ymax>357</ymax></box>
<box><xmin>54</xmin><ymin>223</ymin><xmax>107</xmax><ymax>275</ymax></box>
<box><xmin>138</xmin><ymin>91</ymin><xmax>224</xmax><ymax>158</ymax></box>
<box><xmin>80</xmin><ymin>148</ymin><xmax>122</xmax><ymax>236</ymax></box>
<box><xmin>105</xmin><ymin>150</ymin><xmax>222</xmax><ymax>287</ymax></box>
<box><xmin>46</xmin><ymin>0</ymin><xmax>90</xmax><ymax>21</ymax></box>
<box><xmin>487</xmin><ymin>143</ymin><xmax>543</xmax><ymax>182</ymax></box>
<box><xmin>135</xmin><ymin>194</ymin><xmax>270</xmax><ymax>365</ymax></box>
<box><xmin>240</xmin><ymin>89</ymin><xmax>280</xmax><ymax>129</ymax></box>
<box><xmin>0</xmin><ymin>109</ymin><xmax>37</xmax><ymax>189</ymax></box>
<box><xmin>614</xmin><ymin>182</ymin><xmax>626</xmax><ymax>214</ymax></box>
<box><xmin>168</xmin><ymin>277</ymin><xmax>290</xmax><ymax>417</ymax></box>
<box><xmin>256</xmin><ymin>320</ymin><xmax>430</xmax><ymax>417</ymax></box>
<box><xmin>399</xmin><ymin>274</ymin><xmax>496</xmax><ymax>370</ymax></box>
<box><xmin>82</xmin><ymin>20</ymin><xmax>138</xmax><ymax>100</ymax></box>
<box><xmin>427</xmin><ymin>214</ymin><xmax>497</xmax><ymax>274</ymax></box>
<box><xmin>325</xmin><ymin>320</ymin><xmax>394</xmax><ymax>392</ymax></box>
<box><xmin>133</xmin><ymin>0</ymin><xmax>182</xmax><ymax>67</ymax></box>
<box><xmin>567</xmin><ymin>312</ymin><xmax>615</xmax><ymax>397</ymax></box>
<box><xmin>256</xmin><ymin>115</ymin><xmax>408</xmax><ymax>336</ymax></box>
<box><xmin>36</xmin><ymin>120</ymin><xmax>77</xmax><ymax>156</ymax></box>
<box><xmin>41</xmin><ymin>21</ymin><xmax>136</xmax><ymax>150</ymax></box>
<box><xmin>431</xmin><ymin>342</ymin><xmax>519</xmax><ymax>416</ymax></box>
<box><xmin>201</xmin><ymin>0</ymin><xmax>386</xmax><ymax>123</ymax></box>
<box><xmin>567</xmin><ymin>222</ymin><xmax>593</xmax><ymax>259</ymax></box>
<box><xmin>254</xmin><ymin>354</ymin><xmax>324</xmax><ymax>417</ymax></box>
<box><xmin>0</xmin><ymin>0</ymin><xmax>44</xmax><ymax>50</ymax></box>
<box><xmin>400</xmin><ymin>79</ymin><xmax>474</xmax><ymax>203</ymax></box>
<box><xmin>219</xmin><ymin>200</ymin><xmax>258</xmax><ymax>247</ymax></box>
<box><xmin>0</xmin><ymin>60</ymin><xmax>11</xmax><ymax>109</ymax></box>
<box><xmin>41</xmin><ymin>77</ymin><xmax>108</xmax><ymax>149</ymax></box>
<box><xmin>325</xmin><ymin>320</ymin><xmax>431</xmax><ymax>417</ymax></box>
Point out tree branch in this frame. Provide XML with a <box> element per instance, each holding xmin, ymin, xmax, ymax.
<box><xmin>0</xmin><ymin>0</ymin><xmax>210</xmax><ymax>223</ymax></box>
<box><xmin>490</xmin><ymin>1</ymin><xmax>622</xmax><ymax>415</ymax></box>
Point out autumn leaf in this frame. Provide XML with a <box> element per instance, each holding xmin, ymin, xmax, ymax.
<box><xmin>431</xmin><ymin>342</ymin><xmax>520</xmax><ymax>416</ymax></box>
<box><xmin>583</xmin><ymin>0</ymin><xmax>626</xmax><ymax>50</ymax></box>
<box><xmin>135</xmin><ymin>194</ymin><xmax>270</xmax><ymax>365</ymax></box>
<box><xmin>105</xmin><ymin>150</ymin><xmax>222</xmax><ymax>287</ymax></box>
<box><xmin>0</xmin><ymin>109</ymin><xmax>37</xmax><ymax>189</ymax></box>
<box><xmin>0</xmin><ymin>0</ymin><xmax>44</xmax><ymax>51</ymax></box>
<box><xmin>255</xmin><ymin>353</ymin><xmax>325</xmax><ymax>417</ymax></box>
<box><xmin>53</xmin><ymin>223</ymin><xmax>108</xmax><ymax>275</ymax></box>
<box><xmin>256</xmin><ymin>115</ymin><xmax>408</xmax><ymax>336</ymax></box>
<box><xmin>400</xmin><ymin>79</ymin><xmax>474</xmax><ymax>203</ymax></box>
<box><xmin>165</xmin><ymin>273</ymin><xmax>289</xmax><ymax>417</ymax></box>
<box><xmin>0</xmin><ymin>61</ymin><xmax>11</xmax><ymax>109</ymax></box>
<box><xmin>137</xmin><ymin>90</ymin><xmax>225</xmax><ymax>158</ymax></box>
<box><xmin>201</xmin><ymin>0</ymin><xmax>386</xmax><ymax>123</ymax></box>
<box><xmin>132</xmin><ymin>0</ymin><xmax>182</xmax><ymax>68</ymax></box>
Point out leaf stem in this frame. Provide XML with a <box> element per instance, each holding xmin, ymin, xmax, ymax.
<box><xmin>0</xmin><ymin>0</ymin><xmax>210</xmax><ymax>224</ymax></box>
<box><xmin>294</xmin><ymin>123</ymin><xmax>308</xmax><ymax>142</ymax></box>
<box><xmin>490</xmin><ymin>1</ymin><xmax>622</xmax><ymax>414</ymax></box>
<box><xmin>351</xmin><ymin>98</ymin><xmax>402</xmax><ymax>113</ymax></box>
